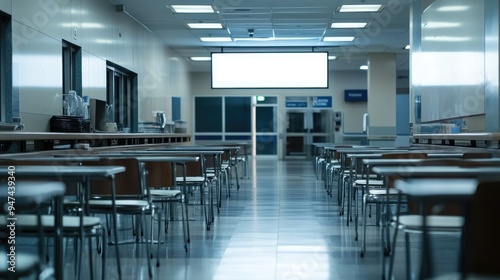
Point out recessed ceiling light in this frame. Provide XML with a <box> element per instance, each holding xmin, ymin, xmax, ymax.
<box><xmin>190</xmin><ymin>57</ymin><xmax>211</xmax><ymax>61</ymax></box>
<box><xmin>233</xmin><ymin>37</ymin><xmax>318</xmax><ymax>42</ymax></box>
<box><xmin>330</xmin><ymin>22</ymin><xmax>367</xmax><ymax>29</ymax></box>
<box><xmin>424</xmin><ymin>36</ymin><xmax>470</xmax><ymax>42</ymax></box>
<box><xmin>200</xmin><ymin>37</ymin><xmax>232</xmax><ymax>42</ymax></box>
<box><xmin>187</xmin><ymin>23</ymin><xmax>223</xmax><ymax>29</ymax></box>
<box><xmin>234</xmin><ymin>37</ymin><xmax>274</xmax><ymax>42</ymax></box>
<box><xmin>360</xmin><ymin>65</ymin><xmax>368</xmax><ymax>70</ymax></box>
<box><xmin>170</xmin><ymin>5</ymin><xmax>215</xmax><ymax>13</ymax></box>
<box><xmin>323</xmin><ymin>36</ymin><xmax>355</xmax><ymax>42</ymax></box>
<box><xmin>328</xmin><ymin>55</ymin><xmax>338</xmax><ymax>60</ymax></box>
<box><xmin>423</xmin><ymin>22</ymin><xmax>461</xmax><ymax>28</ymax></box>
<box><xmin>436</xmin><ymin>6</ymin><xmax>469</xmax><ymax>12</ymax></box>
<box><xmin>338</xmin><ymin>5</ymin><xmax>382</xmax><ymax>13</ymax></box>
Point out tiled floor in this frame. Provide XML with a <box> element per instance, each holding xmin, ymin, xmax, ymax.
<box><xmin>22</xmin><ymin>158</ymin><xmax>461</xmax><ymax>279</ymax></box>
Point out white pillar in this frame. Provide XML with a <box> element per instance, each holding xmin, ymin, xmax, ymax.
<box><xmin>367</xmin><ymin>53</ymin><xmax>397</xmax><ymax>146</ymax></box>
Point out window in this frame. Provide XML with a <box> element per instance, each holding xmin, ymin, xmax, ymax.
<box><xmin>106</xmin><ymin>62</ymin><xmax>138</xmax><ymax>132</ymax></box>
<box><xmin>195</xmin><ymin>97</ymin><xmax>222</xmax><ymax>133</ymax></box>
<box><xmin>62</xmin><ymin>40</ymin><xmax>81</xmax><ymax>97</ymax></box>
<box><xmin>225</xmin><ymin>97</ymin><xmax>251</xmax><ymax>133</ymax></box>
<box><xmin>0</xmin><ymin>11</ymin><xmax>12</xmax><ymax>121</ymax></box>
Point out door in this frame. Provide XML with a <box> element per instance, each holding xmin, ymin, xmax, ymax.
<box><xmin>285</xmin><ymin>109</ymin><xmax>332</xmax><ymax>159</ymax></box>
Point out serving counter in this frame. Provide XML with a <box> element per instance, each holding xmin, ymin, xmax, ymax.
<box><xmin>411</xmin><ymin>133</ymin><xmax>500</xmax><ymax>149</ymax></box>
<box><xmin>0</xmin><ymin>132</ymin><xmax>191</xmax><ymax>153</ymax></box>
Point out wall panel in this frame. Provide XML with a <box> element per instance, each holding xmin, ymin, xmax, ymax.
<box><xmin>417</xmin><ymin>0</ymin><xmax>485</xmax><ymax>122</ymax></box>
<box><xmin>4</xmin><ymin>0</ymin><xmax>191</xmax><ymax>132</ymax></box>
<box><xmin>12</xmin><ymin>0</ymin><xmax>62</xmax><ymax>41</ymax></box>
<box><xmin>12</xmin><ymin>21</ymin><xmax>62</xmax><ymax>131</ymax></box>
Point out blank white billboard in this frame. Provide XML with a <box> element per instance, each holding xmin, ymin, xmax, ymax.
<box><xmin>211</xmin><ymin>52</ymin><xmax>329</xmax><ymax>88</ymax></box>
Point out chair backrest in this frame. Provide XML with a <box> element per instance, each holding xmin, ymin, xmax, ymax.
<box><xmin>406</xmin><ymin>158</ymin><xmax>475</xmax><ymax>215</ymax></box>
<box><xmin>203</xmin><ymin>153</ymin><xmax>221</xmax><ymax>172</ymax></box>
<box><xmin>180</xmin><ymin>154</ymin><xmax>206</xmax><ymax>178</ymax></box>
<box><xmin>381</xmin><ymin>152</ymin><xmax>428</xmax><ymax>160</ymax></box>
<box><xmin>144</xmin><ymin>161</ymin><xmax>175</xmax><ymax>189</ymax></box>
<box><xmin>85</xmin><ymin>157</ymin><xmax>145</xmax><ymax>197</ymax></box>
<box><xmin>381</xmin><ymin>153</ymin><xmax>428</xmax><ymax>188</ymax></box>
<box><xmin>463</xmin><ymin>180</ymin><xmax>500</xmax><ymax>276</ymax></box>
<box><xmin>333</xmin><ymin>145</ymin><xmax>352</xmax><ymax>161</ymax></box>
<box><xmin>333</xmin><ymin>145</ymin><xmax>353</xmax><ymax>168</ymax></box>
<box><xmin>462</xmin><ymin>152</ymin><xmax>493</xmax><ymax>159</ymax></box>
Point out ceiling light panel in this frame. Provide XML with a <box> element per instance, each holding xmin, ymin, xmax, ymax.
<box><xmin>190</xmin><ymin>57</ymin><xmax>212</xmax><ymax>61</ymax></box>
<box><xmin>187</xmin><ymin>23</ymin><xmax>223</xmax><ymax>29</ymax></box>
<box><xmin>200</xmin><ymin>37</ymin><xmax>232</xmax><ymax>42</ymax></box>
<box><xmin>436</xmin><ymin>6</ymin><xmax>470</xmax><ymax>12</ymax></box>
<box><xmin>323</xmin><ymin>36</ymin><xmax>355</xmax><ymax>42</ymax></box>
<box><xmin>330</xmin><ymin>22</ymin><xmax>368</xmax><ymax>28</ymax></box>
<box><xmin>423</xmin><ymin>22</ymin><xmax>461</xmax><ymax>28</ymax></box>
<box><xmin>170</xmin><ymin>5</ymin><xmax>215</xmax><ymax>13</ymax></box>
<box><xmin>338</xmin><ymin>5</ymin><xmax>383</xmax><ymax>13</ymax></box>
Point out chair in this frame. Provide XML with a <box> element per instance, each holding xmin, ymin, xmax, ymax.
<box><xmin>325</xmin><ymin>145</ymin><xmax>352</xmax><ymax>204</ymax></box>
<box><xmin>461</xmin><ymin>180</ymin><xmax>500</xmax><ymax>277</ymax></box>
<box><xmin>388</xmin><ymin>183</ymin><xmax>464</xmax><ymax>279</ymax></box>
<box><xmin>81</xmin><ymin>157</ymin><xmax>160</xmax><ymax>277</ymax></box>
<box><xmin>387</xmin><ymin>158</ymin><xmax>500</xmax><ymax>279</ymax></box>
<box><xmin>219</xmin><ymin>148</ymin><xmax>236</xmax><ymax>194</ymax></box>
<box><xmin>228</xmin><ymin>146</ymin><xmax>242</xmax><ymax>189</ymax></box>
<box><xmin>175</xmin><ymin>154</ymin><xmax>212</xmax><ymax>230</ymax></box>
<box><xmin>360</xmin><ymin>152</ymin><xmax>428</xmax><ymax>258</ymax></box>
<box><xmin>0</xmin><ymin>160</ymin><xmax>107</xmax><ymax>280</ymax></box>
<box><xmin>0</xmin><ymin>214</ymin><xmax>107</xmax><ymax>280</ymax></box>
<box><xmin>144</xmin><ymin>160</ymin><xmax>190</xmax><ymax>251</ymax></box>
<box><xmin>203</xmin><ymin>152</ymin><xmax>224</xmax><ymax>213</ymax></box>
<box><xmin>0</xmin><ymin>181</ymin><xmax>53</xmax><ymax>280</ymax></box>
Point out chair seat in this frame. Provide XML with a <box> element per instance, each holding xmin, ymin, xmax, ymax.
<box><xmin>66</xmin><ymin>199</ymin><xmax>150</xmax><ymax>210</ymax></box>
<box><xmin>354</xmin><ymin>179</ymin><xmax>384</xmax><ymax>186</ymax></box>
<box><xmin>150</xmin><ymin>189</ymin><xmax>182</xmax><ymax>197</ymax></box>
<box><xmin>397</xmin><ymin>215</ymin><xmax>464</xmax><ymax>231</ymax></box>
<box><xmin>355</xmin><ymin>174</ymin><xmax>379</xmax><ymax>179</ymax></box>
<box><xmin>365</xmin><ymin>189</ymin><xmax>403</xmax><ymax>203</ymax></box>
<box><xmin>0</xmin><ymin>214</ymin><xmax>101</xmax><ymax>230</ymax></box>
<box><xmin>176</xmin><ymin>176</ymin><xmax>205</xmax><ymax>183</ymax></box>
<box><xmin>368</xmin><ymin>188</ymin><xmax>400</xmax><ymax>195</ymax></box>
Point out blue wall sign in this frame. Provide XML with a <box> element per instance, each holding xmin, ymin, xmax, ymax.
<box><xmin>312</xmin><ymin>96</ymin><xmax>332</xmax><ymax>108</ymax></box>
<box><xmin>285</xmin><ymin>97</ymin><xmax>308</xmax><ymax>108</ymax></box>
<box><xmin>344</xmin><ymin>89</ymin><xmax>367</xmax><ymax>102</ymax></box>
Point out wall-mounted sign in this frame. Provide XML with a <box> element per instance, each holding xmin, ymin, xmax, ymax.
<box><xmin>285</xmin><ymin>97</ymin><xmax>308</xmax><ymax>108</ymax></box>
<box><xmin>312</xmin><ymin>96</ymin><xmax>332</xmax><ymax>108</ymax></box>
<box><xmin>344</xmin><ymin>89</ymin><xmax>367</xmax><ymax>102</ymax></box>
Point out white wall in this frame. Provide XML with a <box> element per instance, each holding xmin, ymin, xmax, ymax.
<box><xmin>3</xmin><ymin>0</ymin><xmax>191</xmax><ymax>131</ymax></box>
<box><xmin>190</xmin><ymin>70</ymin><xmax>369</xmax><ymax>137</ymax></box>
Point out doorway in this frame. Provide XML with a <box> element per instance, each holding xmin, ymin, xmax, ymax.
<box><xmin>284</xmin><ymin>97</ymin><xmax>333</xmax><ymax>159</ymax></box>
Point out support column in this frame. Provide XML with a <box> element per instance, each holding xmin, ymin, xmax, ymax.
<box><xmin>484</xmin><ymin>0</ymin><xmax>500</xmax><ymax>132</ymax></box>
<box><xmin>367</xmin><ymin>53</ymin><xmax>397</xmax><ymax>146</ymax></box>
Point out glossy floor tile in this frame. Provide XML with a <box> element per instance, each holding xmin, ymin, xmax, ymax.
<box><xmin>17</xmin><ymin>159</ymin><xmax>462</xmax><ymax>279</ymax></box>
